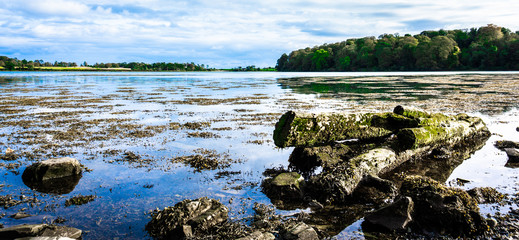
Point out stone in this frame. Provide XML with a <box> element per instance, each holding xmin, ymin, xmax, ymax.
<box><xmin>0</xmin><ymin>224</ymin><xmax>47</xmax><ymax>239</ymax></box>
<box><xmin>236</xmin><ymin>231</ymin><xmax>276</xmax><ymax>240</ymax></box>
<box><xmin>282</xmin><ymin>222</ymin><xmax>319</xmax><ymax>240</ymax></box>
<box><xmin>10</xmin><ymin>212</ymin><xmax>32</xmax><ymax>219</ymax></box>
<box><xmin>504</xmin><ymin>148</ymin><xmax>519</xmax><ymax>167</ymax></box>
<box><xmin>494</xmin><ymin>140</ymin><xmax>519</xmax><ymax>150</ymax></box>
<box><xmin>364</xmin><ymin>196</ymin><xmax>414</xmax><ymax>231</ymax></box>
<box><xmin>145</xmin><ymin>197</ymin><xmax>228</xmax><ymax>239</ymax></box>
<box><xmin>351</xmin><ymin>175</ymin><xmax>397</xmax><ymax>205</ymax></box>
<box><xmin>400</xmin><ymin>175</ymin><xmax>487</xmax><ymax>236</ymax></box>
<box><xmin>261</xmin><ymin>172</ymin><xmax>304</xmax><ymax>201</ymax></box>
<box><xmin>22</xmin><ymin>157</ymin><xmax>82</xmax><ymax>194</ymax></box>
<box><xmin>0</xmin><ymin>224</ymin><xmax>81</xmax><ymax>239</ymax></box>
<box><xmin>467</xmin><ymin>187</ymin><xmax>505</xmax><ymax>204</ymax></box>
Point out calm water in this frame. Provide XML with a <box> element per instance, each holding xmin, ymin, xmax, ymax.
<box><xmin>1</xmin><ymin>71</ymin><xmax>519</xmax><ymax>239</ymax></box>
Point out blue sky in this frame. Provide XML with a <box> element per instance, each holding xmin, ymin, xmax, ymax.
<box><xmin>1</xmin><ymin>0</ymin><xmax>518</xmax><ymax>68</ymax></box>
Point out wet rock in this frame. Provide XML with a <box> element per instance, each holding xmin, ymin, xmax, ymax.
<box><xmin>236</xmin><ymin>231</ymin><xmax>275</xmax><ymax>240</ymax></box>
<box><xmin>307</xmin><ymin>148</ymin><xmax>396</xmax><ymax>203</ymax></box>
<box><xmin>0</xmin><ymin>224</ymin><xmax>81</xmax><ymax>239</ymax></box>
<box><xmin>400</xmin><ymin>175</ymin><xmax>487</xmax><ymax>236</ymax></box>
<box><xmin>364</xmin><ymin>196</ymin><xmax>414</xmax><ymax>231</ymax></box>
<box><xmin>10</xmin><ymin>212</ymin><xmax>32</xmax><ymax>219</ymax></box>
<box><xmin>494</xmin><ymin>140</ymin><xmax>519</xmax><ymax>150</ymax></box>
<box><xmin>288</xmin><ymin>144</ymin><xmax>352</xmax><ymax>172</ymax></box>
<box><xmin>281</xmin><ymin>222</ymin><xmax>319</xmax><ymax>240</ymax></box>
<box><xmin>146</xmin><ymin>197</ymin><xmax>228</xmax><ymax>239</ymax></box>
<box><xmin>467</xmin><ymin>187</ymin><xmax>506</xmax><ymax>204</ymax></box>
<box><xmin>261</xmin><ymin>172</ymin><xmax>304</xmax><ymax>202</ymax></box>
<box><xmin>351</xmin><ymin>175</ymin><xmax>397</xmax><ymax>205</ymax></box>
<box><xmin>516</xmin><ymin>126</ymin><xmax>519</xmax><ymax>132</ymax></box>
<box><xmin>22</xmin><ymin>157</ymin><xmax>82</xmax><ymax>194</ymax></box>
<box><xmin>504</xmin><ymin>148</ymin><xmax>519</xmax><ymax>167</ymax></box>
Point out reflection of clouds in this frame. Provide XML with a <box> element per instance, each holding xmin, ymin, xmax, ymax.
<box><xmin>1</xmin><ymin>0</ymin><xmax>518</xmax><ymax>67</ymax></box>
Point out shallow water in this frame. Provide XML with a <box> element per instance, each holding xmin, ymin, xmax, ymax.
<box><xmin>0</xmin><ymin>71</ymin><xmax>519</xmax><ymax>239</ymax></box>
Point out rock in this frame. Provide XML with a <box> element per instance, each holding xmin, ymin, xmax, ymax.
<box><xmin>10</xmin><ymin>212</ymin><xmax>32</xmax><ymax>219</ymax></box>
<box><xmin>261</xmin><ymin>172</ymin><xmax>304</xmax><ymax>202</ymax></box>
<box><xmin>516</xmin><ymin>126</ymin><xmax>519</xmax><ymax>132</ymax></box>
<box><xmin>504</xmin><ymin>148</ymin><xmax>519</xmax><ymax>167</ymax></box>
<box><xmin>351</xmin><ymin>175</ymin><xmax>397</xmax><ymax>205</ymax></box>
<box><xmin>307</xmin><ymin>148</ymin><xmax>397</xmax><ymax>202</ymax></box>
<box><xmin>236</xmin><ymin>231</ymin><xmax>276</xmax><ymax>240</ymax></box>
<box><xmin>364</xmin><ymin>196</ymin><xmax>414</xmax><ymax>231</ymax></box>
<box><xmin>145</xmin><ymin>197</ymin><xmax>229</xmax><ymax>239</ymax></box>
<box><xmin>22</xmin><ymin>157</ymin><xmax>82</xmax><ymax>194</ymax></box>
<box><xmin>494</xmin><ymin>140</ymin><xmax>519</xmax><ymax>150</ymax></box>
<box><xmin>0</xmin><ymin>224</ymin><xmax>81</xmax><ymax>239</ymax></box>
<box><xmin>281</xmin><ymin>222</ymin><xmax>319</xmax><ymax>240</ymax></box>
<box><xmin>400</xmin><ymin>175</ymin><xmax>487</xmax><ymax>236</ymax></box>
<box><xmin>5</xmin><ymin>148</ymin><xmax>14</xmax><ymax>154</ymax></box>
<box><xmin>467</xmin><ymin>187</ymin><xmax>506</xmax><ymax>204</ymax></box>
<box><xmin>273</xmin><ymin>111</ymin><xmax>393</xmax><ymax>148</ymax></box>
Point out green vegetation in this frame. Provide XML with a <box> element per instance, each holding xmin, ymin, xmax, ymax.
<box><xmin>0</xmin><ymin>56</ymin><xmax>210</xmax><ymax>71</ymax></box>
<box><xmin>276</xmin><ymin>24</ymin><xmax>519</xmax><ymax>71</ymax></box>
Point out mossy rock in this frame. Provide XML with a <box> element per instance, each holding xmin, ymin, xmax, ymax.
<box><xmin>262</xmin><ymin>172</ymin><xmax>305</xmax><ymax>203</ymax></box>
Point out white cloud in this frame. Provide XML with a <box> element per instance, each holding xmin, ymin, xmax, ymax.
<box><xmin>0</xmin><ymin>0</ymin><xmax>518</xmax><ymax>67</ymax></box>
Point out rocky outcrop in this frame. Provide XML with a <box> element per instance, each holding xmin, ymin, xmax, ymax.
<box><xmin>22</xmin><ymin>157</ymin><xmax>82</xmax><ymax>194</ymax></box>
<box><xmin>0</xmin><ymin>224</ymin><xmax>82</xmax><ymax>239</ymax></box>
<box><xmin>146</xmin><ymin>197</ymin><xmax>229</xmax><ymax>239</ymax></box>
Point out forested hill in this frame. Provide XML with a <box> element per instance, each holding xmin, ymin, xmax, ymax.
<box><xmin>276</xmin><ymin>24</ymin><xmax>519</xmax><ymax>71</ymax></box>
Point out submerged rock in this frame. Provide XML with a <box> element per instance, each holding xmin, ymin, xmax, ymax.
<box><xmin>22</xmin><ymin>157</ymin><xmax>82</xmax><ymax>194</ymax></box>
<box><xmin>146</xmin><ymin>197</ymin><xmax>228</xmax><ymax>239</ymax></box>
<box><xmin>0</xmin><ymin>224</ymin><xmax>82</xmax><ymax>239</ymax></box>
<box><xmin>400</xmin><ymin>175</ymin><xmax>487</xmax><ymax>236</ymax></box>
<box><xmin>364</xmin><ymin>196</ymin><xmax>414</xmax><ymax>231</ymax></box>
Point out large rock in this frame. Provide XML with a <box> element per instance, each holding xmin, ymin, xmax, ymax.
<box><xmin>146</xmin><ymin>197</ymin><xmax>228</xmax><ymax>239</ymax></box>
<box><xmin>22</xmin><ymin>157</ymin><xmax>82</xmax><ymax>194</ymax></box>
<box><xmin>0</xmin><ymin>224</ymin><xmax>81</xmax><ymax>239</ymax></box>
<box><xmin>400</xmin><ymin>175</ymin><xmax>487</xmax><ymax>236</ymax></box>
<box><xmin>364</xmin><ymin>196</ymin><xmax>414</xmax><ymax>231</ymax></box>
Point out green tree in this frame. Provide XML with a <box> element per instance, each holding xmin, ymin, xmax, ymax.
<box><xmin>312</xmin><ymin>49</ymin><xmax>330</xmax><ymax>70</ymax></box>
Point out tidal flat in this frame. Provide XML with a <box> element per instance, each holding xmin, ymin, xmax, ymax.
<box><xmin>1</xmin><ymin>72</ymin><xmax>519</xmax><ymax>239</ymax></box>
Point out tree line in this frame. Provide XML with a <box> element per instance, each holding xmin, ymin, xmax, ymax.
<box><xmin>276</xmin><ymin>24</ymin><xmax>519</xmax><ymax>71</ymax></box>
<box><xmin>0</xmin><ymin>56</ymin><xmax>210</xmax><ymax>71</ymax></box>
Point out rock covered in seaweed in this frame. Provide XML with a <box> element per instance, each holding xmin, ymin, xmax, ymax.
<box><xmin>145</xmin><ymin>197</ymin><xmax>229</xmax><ymax>240</ymax></box>
<box><xmin>0</xmin><ymin>224</ymin><xmax>82</xmax><ymax>239</ymax></box>
<box><xmin>363</xmin><ymin>196</ymin><xmax>414</xmax><ymax>231</ymax></box>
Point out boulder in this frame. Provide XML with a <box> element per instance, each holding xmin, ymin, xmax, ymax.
<box><xmin>22</xmin><ymin>157</ymin><xmax>82</xmax><ymax>194</ymax></box>
<box><xmin>261</xmin><ymin>172</ymin><xmax>304</xmax><ymax>202</ymax></box>
<box><xmin>0</xmin><ymin>224</ymin><xmax>81</xmax><ymax>239</ymax></box>
<box><xmin>351</xmin><ymin>175</ymin><xmax>397</xmax><ymax>205</ymax></box>
<box><xmin>281</xmin><ymin>222</ymin><xmax>319</xmax><ymax>240</ymax></box>
<box><xmin>364</xmin><ymin>196</ymin><xmax>414</xmax><ymax>231</ymax></box>
<box><xmin>146</xmin><ymin>197</ymin><xmax>228</xmax><ymax>239</ymax></box>
<box><xmin>400</xmin><ymin>175</ymin><xmax>487</xmax><ymax>236</ymax></box>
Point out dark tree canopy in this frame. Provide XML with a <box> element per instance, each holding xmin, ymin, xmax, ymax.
<box><xmin>276</xmin><ymin>24</ymin><xmax>519</xmax><ymax>71</ymax></box>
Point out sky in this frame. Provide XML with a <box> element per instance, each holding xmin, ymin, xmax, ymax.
<box><xmin>1</xmin><ymin>0</ymin><xmax>518</xmax><ymax>68</ymax></box>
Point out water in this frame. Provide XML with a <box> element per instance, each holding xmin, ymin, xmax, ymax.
<box><xmin>0</xmin><ymin>71</ymin><xmax>519</xmax><ymax>239</ymax></box>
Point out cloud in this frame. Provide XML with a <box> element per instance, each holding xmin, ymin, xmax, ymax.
<box><xmin>0</xmin><ymin>0</ymin><xmax>518</xmax><ymax>68</ymax></box>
